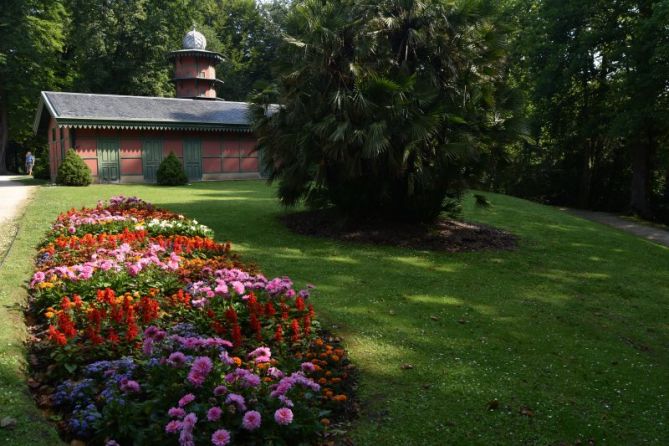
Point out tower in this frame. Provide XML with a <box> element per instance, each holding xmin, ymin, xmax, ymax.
<box><xmin>168</xmin><ymin>26</ymin><xmax>224</xmax><ymax>99</ymax></box>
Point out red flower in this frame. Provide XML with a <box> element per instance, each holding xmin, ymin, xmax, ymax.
<box><xmin>48</xmin><ymin>325</ymin><xmax>67</xmax><ymax>346</ymax></box>
<box><xmin>274</xmin><ymin>325</ymin><xmax>283</xmax><ymax>342</ymax></box>
<box><xmin>291</xmin><ymin>319</ymin><xmax>300</xmax><ymax>342</ymax></box>
<box><xmin>295</xmin><ymin>296</ymin><xmax>305</xmax><ymax>312</ymax></box>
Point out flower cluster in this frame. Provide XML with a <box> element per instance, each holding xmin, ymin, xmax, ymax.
<box><xmin>28</xmin><ymin>196</ymin><xmax>353</xmax><ymax>445</ymax></box>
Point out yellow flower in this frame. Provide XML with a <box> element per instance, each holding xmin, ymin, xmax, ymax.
<box><xmin>44</xmin><ymin>311</ymin><xmax>54</xmax><ymax>319</ymax></box>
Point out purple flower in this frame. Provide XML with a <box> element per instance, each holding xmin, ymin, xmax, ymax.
<box><xmin>183</xmin><ymin>412</ymin><xmax>198</xmax><ymax>428</ymax></box>
<box><xmin>213</xmin><ymin>385</ymin><xmax>227</xmax><ymax>396</ymax></box>
<box><xmin>274</xmin><ymin>407</ymin><xmax>294</xmax><ymax>425</ymax></box>
<box><xmin>168</xmin><ymin>407</ymin><xmax>186</xmax><ymax>418</ymax></box>
<box><xmin>142</xmin><ymin>338</ymin><xmax>154</xmax><ymax>356</ymax></box>
<box><xmin>242</xmin><ymin>410</ymin><xmax>262</xmax><ymax>431</ymax></box>
<box><xmin>105</xmin><ymin>441</ymin><xmax>120</xmax><ymax>446</ymax></box>
<box><xmin>225</xmin><ymin>393</ymin><xmax>246</xmax><ymax>411</ymax></box>
<box><xmin>207</xmin><ymin>406</ymin><xmax>223</xmax><ymax>421</ymax></box>
<box><xmin>188</xmin><ymin>356</ymin><xmax>213</xmax><ymax>386</ymax></box>
<box><xmin>211</xmin><ymin>429</ymin><xmax>231</xmax><ymax>446</ymax></box>
<box><xmin>243</xmin><ymin>373</ymin><xmax>261</xmax><ymax>388</ymax></box>
<box><xmin>301</xmin><ymin>362</ymin><xmax>316</xmax><ymax>372</ymax></box>
<box><xmin>178</xmin><ymin>393</ymin><xmax>195</xmax><ymax>407</ymax></box>
<box><xmin>165</xmin><ymin>420</ymin><xmax>182</xmax><ymax>433</ymax></box>
<box><xmin>168</xmin><ymin>352</ymin><xmax>187</xmax><ymax>367</ymax></box>
<box><xmin>219</xmin><ymin>350</ymin><xmax>235</xmax><ymax>366</ymax></box>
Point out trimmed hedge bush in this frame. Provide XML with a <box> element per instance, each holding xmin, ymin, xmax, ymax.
<box><xmin>56</xmin><ymin>149</ymin><xmax>92</xmax><ymax>186</ymax></box>
<box><xmin>156</xmin><ymin>152</ymin><xmax>188</xmax><ymax>185</ymax></box>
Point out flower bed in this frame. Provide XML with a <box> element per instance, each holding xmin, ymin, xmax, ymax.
<box><xmin>27</xmin><ymin>196</ymin><xmax>354</xmax><ymax>445</ymax></box>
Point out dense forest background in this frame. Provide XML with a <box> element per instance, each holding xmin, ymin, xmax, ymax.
<box><xmin>1</xmin><ymin>0</ymin><xmax>668</xmax><ymax>222</ymax></box>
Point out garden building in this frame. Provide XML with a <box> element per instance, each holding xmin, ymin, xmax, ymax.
<box><xmin>32</xmin><ymin>27</ymin><xmax>261</xmax><ymax>183</ymax></box>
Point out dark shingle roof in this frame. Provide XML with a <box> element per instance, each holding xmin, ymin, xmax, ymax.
<box><xmin>35</xmin><ymin>91</ymin><xmax>254</xmax><ymax>133</ymax></box>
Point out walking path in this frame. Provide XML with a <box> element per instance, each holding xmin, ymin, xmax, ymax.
<box><xmin>0</xmin><ymin>175</ymin><xmax>35</xmax><ymax>223</ymax></box>
<box><xmin>565</xmin><ymin>208</ymin><xmax>669</xmax><ymax>248</ymax></box>
<box><xmin>0</xmin><ymin>176</ymin><xmax>36</xmax><ymax>263</ymax></box>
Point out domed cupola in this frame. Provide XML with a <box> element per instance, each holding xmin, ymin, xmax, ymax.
<box><xmin>183</xmin><ymin>26</ymin><xmax>207</xmax><ymax>50</ymax></box>
<box><xmin>168</xmin><ymin>26</ymin><xmax>224</xmax><ymax>99</ymax></box>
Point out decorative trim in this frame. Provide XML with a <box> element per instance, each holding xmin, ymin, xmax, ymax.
<box><xmin>57</xmin><ymin>119</ymin><xmax>251</xmax><ymax>133</ymax></box>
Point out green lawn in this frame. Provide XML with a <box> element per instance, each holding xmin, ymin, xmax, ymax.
<box><xmin>2</xmin><ymin>181</ymin><xmax>668</xmax><ymax>445</ymax></box>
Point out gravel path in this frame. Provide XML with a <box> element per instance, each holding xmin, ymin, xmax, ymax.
<box><xmin>0</xmin><ymin>176</ymin><xmax>36</xmax><ymax>262</ymax></box>
<box><xmin>566</xmin><ymin>208</ymin><xmax>669</xmax><ymax>248</ymax></box>
<box><xmin>0</xmin><ymin>175</ymin><xmax>36</xmax><ymax>223</ymax></box>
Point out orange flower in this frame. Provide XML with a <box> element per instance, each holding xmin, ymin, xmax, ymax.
<box><xmin>232</xmin><ymin>357</ymin><xmax>242</xmax><ymax>367</ymax></box>
<box><xmin>320</xmin><ymin>418</ymin><xmax>331</xmax><ymax>426</ymax></box>
<box><xmin>333</xmin><ymin>394</ymin><xmax>347</xmax><ymax>402</ymax></box>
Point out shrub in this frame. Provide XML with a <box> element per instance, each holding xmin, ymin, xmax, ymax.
<box><xmin>157</xmin><ymin>152</ymin><xmax>188</xmax><ymax>185</ymax></box>
<box><xmin>56</xmin><ymin>149</ymin><xmax>92</xmax><ymax>186</ymax></box>
<box><xmin>32</xmin><ymin>156</ymin><xmax>51</xmax><ymax>180</ymax></box>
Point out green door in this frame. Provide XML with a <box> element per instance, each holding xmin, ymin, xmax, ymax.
<box><xmin>183</xmin><ymin>139</ymin><xmax>202</xmax><ymax>181</ymax></box>
<box><xmin>97</xmin><ymin>138</ymin><xmax>120</xmax><ymax>182</ymax></box>
<box><xmin>142</xmin><ymin>139</ymin><xmax>163</xmax><ymax>182</ymax></box>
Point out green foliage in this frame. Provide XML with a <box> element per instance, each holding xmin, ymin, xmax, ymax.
<box><xmin>156</xmin><ymin>152</ymin><xmax>187</xmax><ymax>185</ymax></box>
<box><xmin>0</xmin><ymin>0</ymin><xmax>67</xmax><ymax>170</ymax></box>
<box><xmin>499</xmin><ymin>0</ymin><xmax>669</xmax><ymax>220</ymax></box>
<box><xmin>56</xmin><ymin>149</ymin><xmax>92</xmax><ymax>186</ymax></box>
<box><xmin>32</xmin><ymin>155</ymin><xmax>50</xmax><ymax>180</ymax></box>
<box><xmin>252</xmin><ymin>0</ymin><xmax>523</xmax><ymax>223</ymax></box>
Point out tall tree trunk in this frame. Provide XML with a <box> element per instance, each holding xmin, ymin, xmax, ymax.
<box><xmin>577</xmin><ymin>139</ymin><xmax>593</xmax><ymax>208</ymax></box>
<box><xmin>629</xmin><ymin>130</ymin><xmax>652</xmax><ymax>217</ymax></box>
<box><xmin>0</xmin><ymin>93</ymin><xmax>8</xmax><ymax>174</ymax></box>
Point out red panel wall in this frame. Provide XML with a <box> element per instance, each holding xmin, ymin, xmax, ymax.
<box><xmin>241</xmin><ymin>158</ymin><xmax>259</xmax><ymax>172</ymax></box>
<box><xmin>121</xmin><ymin>158</ymin><xmax>142</xmax><ymax>175</ymax></box>
<box><xmin>223</xmin><ymin>158</ymin><xmax>240</xmax><ymax>172</ymax></box>
<box><xmin>46</xmin><ymin>124</ymin><xmax>259</xmax><ymax>181</ymax></box>
<box><xmin>203</xmin><ymin>157</ymin><xmax>222</xmax><ymax>173</ymax></box>
<box><xmin>164</xmin><ymin>137</ymin><xmax>183</xmax><ymax>157</ymax></box>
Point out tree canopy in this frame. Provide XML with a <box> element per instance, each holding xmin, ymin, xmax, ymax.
<box><xmin>1</xmin><ymin>0</ymin><xmax>668</xmax><ymax>223</ymax></box>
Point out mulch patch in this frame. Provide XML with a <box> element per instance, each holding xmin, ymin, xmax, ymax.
<box><xmin>281</xmin><ymin>209</ymin><xmax>518</xmax><ymax>252</ymax></box>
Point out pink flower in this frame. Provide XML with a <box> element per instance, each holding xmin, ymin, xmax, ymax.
<box><xmin>274</xmin><ymin>407</ymin><xmax>293</xmax><ymax>425</ymax></box>
<box><xmin>120</xmin><ymin>379</ymin><xmax>141</xmax><ymax>393</ymax></box>
<box><xmin>242</xmin><ymin>410</ymin><xmax>262</xmax><ymax>431</ymax></box>
<box><xmin>207</xmin><ymin>406</ymin><xmax>223</xmax><ymax>421</ymax></box>
<box><xmin>178</xmin><ymin>393</ymin><xmax>196</xmax><ymax>407</ymax></box>
<box><xmin>168</xmin><ymin>407</ymin><xmax>186</xmax><ymax>418</ymax></box>
<box><xmin>247</xmin><ymin>346</ymin><xmax>271</xmax><ymax>363</ymax></box>
<box><xmin>231</xmin><ymin>281</ymin><xmax>245</xmax><ymax>295</ymax></box>
<box><xmin>188</xmin><ymin>356</ymin><xmax>213</xmax><ymax>386</ymax></box>
<box><xmin>211</xmin><ymin>429</ymin><xmax>231</xmax><ymax>446</ymax></box>
<box><xmin>183</xmin><ymin>412</ymin><xmax>198</xmax><ymax>429</ymax></box>
<box><xmin>165</xmin><ymin>420</ymin><xmax>182</xmax><ymax>433</ymax></box>
<box><xmin>128</xmin><ymin>263</ymin><xmax>141</xmax><ymax>276</ymax></box>
<box><xmin>68</xmin><ymin>226</ymin><xmax>76</xmax><ymax>234</ymax></box>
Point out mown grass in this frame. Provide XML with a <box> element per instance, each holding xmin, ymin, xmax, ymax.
<box><xmin>1</xmin><ymin>181</ymin><xmax>668</xmax><ymax>445</ymax></box>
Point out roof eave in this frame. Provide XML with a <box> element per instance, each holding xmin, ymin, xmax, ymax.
<box><xmin>33</xmin><ymin>91</ymin><xmax>59</xmax><ymax>135</ymax></box>
<box><xmin>55</xmin><ymin>118</ymin><xmax>251</xmax><ymax>133</ymax></box>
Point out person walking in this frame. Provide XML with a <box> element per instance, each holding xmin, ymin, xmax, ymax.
<box><xmin>25</xmin><ymin>151</ymin><xmax>35</xmax><ymax>175</ymax></box>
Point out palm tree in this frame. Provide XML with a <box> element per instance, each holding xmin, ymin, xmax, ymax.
<box><xmin>252</xmin><ymin>0</ymin><xmax>521</xmax><ymax>223</ymax></box>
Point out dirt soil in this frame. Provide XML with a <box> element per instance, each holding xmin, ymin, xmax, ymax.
<box><xmin>281</xmin><ymin>209</ymin><xmax>518</xmax><ymax>252</ymax></box>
